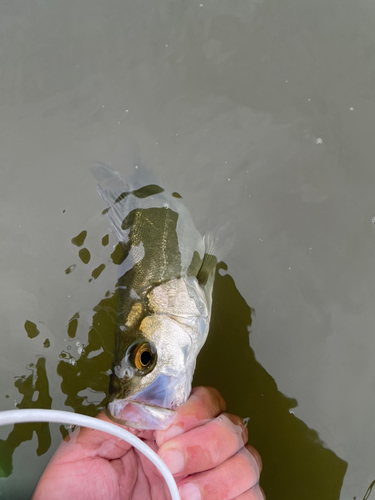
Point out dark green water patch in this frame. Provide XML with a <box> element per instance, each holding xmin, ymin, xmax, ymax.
<box><xmin>57</xmin><ymin>293</ymin><xmax>117</xmax><ymax>416</ymax></box>
<box><xmin>0</xmin><ymin>358</ymin><xmax>52</xmax><ymax>478</ymax></box>
<box><xmin>193</xmin><ymin>266</ymin><xmax>348</xmax><ymax>500</ymax></box>
<box><xmin>71</xmin><ymin>230</ymin><xmax>87</xmax><ymax>247</ymax></box>
<box><xmin>24</xmin><ymin>321</ymin><xmax>40</xmax><ymax>339</ymax></box>
<box><xmin>91</xmin><ymin>263</ymin><xmax>105</xmax><ymax>280</ymax></box>
<box><xmin>65</xmin><ymin>264</ymin><xmax>76</xmax><ymax>274</ymax></box>
<box><xmin>67</xmin><ymin>313</ymin><xmax>79</xmax><ymax>339</ymax></box>
<box><xmin>78</xmin><ymin>248</ymin><xmax>91</xmax><ymax>264</ymax></box>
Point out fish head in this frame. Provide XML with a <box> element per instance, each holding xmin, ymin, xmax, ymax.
<box><xmin>107</xmin><ymin>314</ymin><xmax>197</xmax><ymax>429</ymax></box>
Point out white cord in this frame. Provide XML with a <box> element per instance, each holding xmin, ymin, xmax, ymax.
<box><xmin>0</xmin><ymin>409</ymin><xmax>180</xmax><ymax>500</ymax></box>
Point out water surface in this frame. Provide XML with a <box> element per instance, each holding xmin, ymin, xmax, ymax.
<box><xmin>1</xmin><ymin>0</ymin><xmax>375</xmax><ymax>498</ymax></box>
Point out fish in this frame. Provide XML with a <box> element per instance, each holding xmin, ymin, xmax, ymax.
<box><xmin>93</xmin><ymin>164</ymin><xmax>227</xmax><ymax>430</ymax></box>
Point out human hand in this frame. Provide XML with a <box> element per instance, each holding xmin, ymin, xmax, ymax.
<box><xmin>32</xmin><ymin>387</ymin><xmax>264</xmax><ymax>500</ymax></box>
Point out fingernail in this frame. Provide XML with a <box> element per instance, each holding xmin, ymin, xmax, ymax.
<box><xmin>179</xmin><ymin>483</ymin><xmax>201</xmax><ymax>500</ymax></box>
<box><xmin>160</xmin><ymin>449</ymin><xmax>185</xmax><ymax>475</ymax></box>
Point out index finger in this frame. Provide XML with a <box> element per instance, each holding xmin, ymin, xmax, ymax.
<box><xmin>155</xmin><ymin>386</ymin><xmax>226</xmax><ymax>446</ymax></box>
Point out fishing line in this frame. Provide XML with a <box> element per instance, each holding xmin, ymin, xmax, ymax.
<box><xmin>0</xmin><ymin>409</ymin><xmax>181</xmax><ymax>500</ymax></box>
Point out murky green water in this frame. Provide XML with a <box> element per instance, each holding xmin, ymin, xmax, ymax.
<box><xmin>1</xmin><ymin>0</ymin><xmax>375</xmax><ymax>498</ymax></box>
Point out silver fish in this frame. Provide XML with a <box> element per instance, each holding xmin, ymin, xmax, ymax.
<box><xmin>93</xmin><ymin>165</ymin><xmax>225</xmax><ymax>429</ymax></box>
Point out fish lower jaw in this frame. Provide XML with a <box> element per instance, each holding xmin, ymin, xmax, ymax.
<box><xmin>107</xmin><ymin>399</ymin><xmax>176</xmax><ymax>430</ymax></box>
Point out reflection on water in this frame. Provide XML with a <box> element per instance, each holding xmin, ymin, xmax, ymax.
<box><xmin>57</xmin><ymin>290</ymin><xmax>116</xmax><ymax>416</ymax></box>
<box><xmin>194</xmin><ymin>264</ymin><xmax>348</xmax><ymax>499</ymax></box>
<box><xmin>0</xmin><ymin>358</ymin><xmax>51</xmax><ymax>478</ymax></box>
<box><xmin>0</xmin><ymin>229</ymin><xmax>118</xmax><ymax>485</ymax></box>
<box><xmin>71</xmin><ymin>230</ymin><xmax>88</xmax><ymax>247</ymax></box>
<box><xmin>58</xmin><ymin>229</ymin><xmax>117</xmax><ymax>416</ymax></box>
<box><xmin>0</xmin><ymin>240</ymin><xmax>348</xmax><ymax>499</ymax></box>
<box><xmin>0</xmin><ymin>209</ymin><xmax>348</xmax><ymax>498</ymax></box>
<box><xmin>24</xmin><ymin>321</ymin><xmax>40</xmax><ymax>340</ymax></box>
<box><xmin>363</xmin><ymin>479</ymin><xmax>375</xmax><ymax>500</ymax></box>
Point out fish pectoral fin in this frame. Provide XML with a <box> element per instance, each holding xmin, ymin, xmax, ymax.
<box><xmin>203</xmin><ymin>223</ymin><xmax>234</xmax><ymax>262</ymax></box>
<box><xmin>197</xmin><ymin>224</ymin><xmax>233</xmax><ymax>285</ymax></box>
<box><xmin>197</xmin><ymin>253</ymin><xmax>218</xmax><ymax>286</ymax></box>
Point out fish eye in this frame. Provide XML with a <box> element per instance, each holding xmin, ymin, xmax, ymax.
<box><xmin>133</xmin><ymin>342</ymin><xmax>156</xmax><ymax>372</ymax></box>
<box><xmin>140</xmin><ymin>350</ymin><xmax>152</xmax><ymax>366</ymax></box>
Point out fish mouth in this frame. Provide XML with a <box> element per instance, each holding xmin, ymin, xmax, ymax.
<box><xmin>107</xmin><ymin>399</ymin><xmax>176</xmax><ymax>430</ymax></box>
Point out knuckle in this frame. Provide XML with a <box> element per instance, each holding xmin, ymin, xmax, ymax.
<box><xmin>219</xmin><ymin>413</ymin><xmax>249</xmax><ymax>443</ymax></box>
<box><xmin>193</xmin><ymin>386</ymin><xmax>226</xmax><ymax>413</ymax></box>
<box><xmin>223</xmin><ymin>413</ymin><xmax>243</xmax><ymax>426</ymax></box>
<box><xmin>209</xmin><ymin>387</ymin><xmax>226</xmax><ymax>410</ymax></box>
<box><xmin>245</xmin><ymin>444</ymin><xmax>263</xmax><ymax>474</ymax></box>
<box><xmin>205</xmin><ymin>386</ymin><xmax>227</xmax><ymax>411</ymax></box>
